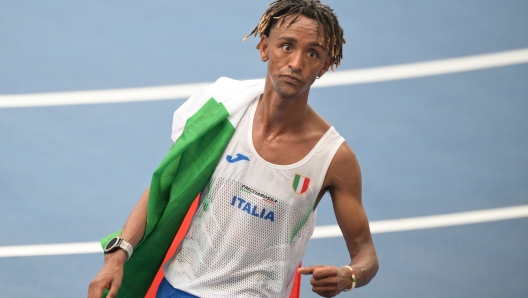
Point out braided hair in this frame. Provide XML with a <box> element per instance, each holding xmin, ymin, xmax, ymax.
<box><xmin>244</xmin><ymin>0</ymin><xmax>345</xmax><ymax>70</ymax></box>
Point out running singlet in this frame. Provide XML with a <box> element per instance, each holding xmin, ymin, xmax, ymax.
<box><xmin>164</xmin><ymin>98</ymin><xmax>345</xmax><ymax>297</ymax></box>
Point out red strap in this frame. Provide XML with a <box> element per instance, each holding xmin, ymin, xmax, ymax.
<box><xmin>289</xmin><ymin>263</ymin><xmax>302</xmax><ymax>298</ymax></box>
<box><xmin>144</xmin><ymin>195</ymin><xmax>302</xmax><ymax>298</ymax></box>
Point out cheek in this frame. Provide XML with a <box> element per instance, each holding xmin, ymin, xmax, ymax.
<box><xmin>270</xmin><ymin>49</ymin><xmax>286</xmax><ymax>63</ymax></box>
<box><xmin>268</xmin><ymin>56</ymin><xmax>281</xmax><ymax>69</ymax></box>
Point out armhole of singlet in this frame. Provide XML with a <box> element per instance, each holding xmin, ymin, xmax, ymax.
<box><xmin>314</xmin><ymin>132</ymin><xmax>346</xmax><ymax>203</ymax></box>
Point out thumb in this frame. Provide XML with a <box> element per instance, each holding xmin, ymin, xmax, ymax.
<box><xmin>298</xmin><ymin>266</ymin><xmax>320</xmax><ymax>275</ymax></box>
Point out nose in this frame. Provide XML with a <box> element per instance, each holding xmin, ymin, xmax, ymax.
<box><xmin>289</xmin><ymin>51</ymin><xmax>304</xmax><ymax>72</ymax></box>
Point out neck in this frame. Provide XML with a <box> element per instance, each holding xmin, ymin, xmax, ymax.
<box><xmin>255</xmin><ymin>77</ymin><xmax>312</xmax><ymax>136</ymax></box>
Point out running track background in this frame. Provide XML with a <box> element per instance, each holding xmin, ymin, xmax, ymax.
<box><xmin>1</xmin><ymin>1</ymin><xmax>528</xmax><ymax>297</ymax></box>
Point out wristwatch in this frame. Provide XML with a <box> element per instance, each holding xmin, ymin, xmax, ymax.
<box><xmin>104</xmin><ymin>237</ymin><xmax>133</xmax><ymax>261</ymax></box>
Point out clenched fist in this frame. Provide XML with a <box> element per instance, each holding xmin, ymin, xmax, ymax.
<box><xmin>298</xmin><ymin>265</ymin><xmax>353</xmax><ymax>297</ymax></box>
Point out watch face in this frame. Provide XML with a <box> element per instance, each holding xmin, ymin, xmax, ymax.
<box><xmin>105</xmin><ymin>237</ymin><xmax>118</xmax><ymax>250</ymax></box>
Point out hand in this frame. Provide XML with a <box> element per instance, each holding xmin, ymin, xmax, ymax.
<box><xmin>88</xmin><ymin>250</ymin><xmax>126</xmax><ymax>298</ymax></box>
<box><xmin>298</xmin><ymin>265</ymin><xmax>352</xmax><ymax>297</ymax></box>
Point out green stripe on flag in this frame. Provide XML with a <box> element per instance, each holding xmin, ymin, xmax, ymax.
<box><xmin>293</xmin><ymin>174</ymin><xmax>300</xmax><ymax>192</ymax></box>
<box><xmin>101</xmin><ymin>97</ymin><xmax>236</xmax><ymax>298</ymax></box>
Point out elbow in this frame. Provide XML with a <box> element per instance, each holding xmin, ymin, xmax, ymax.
<box><xmin>364</xmin><ymin>259</ymin><xmax>379</xmax><ymax>287</ymax></box>
<box><xmin>358</xmin><ymin>254</ymin><xmax>379</xmax><ymax>288</ymax></box>
<box><xmin>371</xmin><ymin>259</ymin><xmax>380</xmax><ymax>281</ymax></box>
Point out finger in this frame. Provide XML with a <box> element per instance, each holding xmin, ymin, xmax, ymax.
<box><xmin>298</xmin><ymin>267</ymin><xmax>314</xmax><ymax>275</ymax></box>
<box><xmin>107</xmin><ymin>281</ymin><xmax>121</xmax><ymax>298</ymax></box>
<box><xmin>311</xmin><ymin>275</ymin><xmax>339</xmax><ymax>286</ymax></box>
<box><xmin>88</xmin><ymin>281</ymin><xmax>106</xmax><ymax>298</ymax></box>
<box><xmin>312</xmin><ymin>285</ymin><xmax>339</xmax><ymax>297</ymax></box>
<box><xmin>87</xmin><ymin>282</ymin><xmax>94</xmax><ymax>297</ymax></box>
<box><xmin>312</xmin><ymin>266</ymin><xmax>339</xmax><ymax>280</ymax></box>
<box><xmin>298</xmin><ymin>265</ymin><xmax>324</xmax><ymax>275</ymax></box>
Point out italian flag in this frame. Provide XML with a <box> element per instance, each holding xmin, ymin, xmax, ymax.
<box><xmin>100</xmin><ymin>77</ymin><xmax>301</xmax><ymax>298</ymax></box>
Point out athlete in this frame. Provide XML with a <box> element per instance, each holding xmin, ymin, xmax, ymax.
<box><xmin>88</xmin><ymin>1</ymin><xmax>378</xmax><ymax>297</ymax></box>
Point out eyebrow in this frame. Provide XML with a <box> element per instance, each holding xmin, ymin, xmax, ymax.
<box><xmin>278</xmin><ymin>36</ymin><xmax>327</xmax><ymax>51</ymax></box>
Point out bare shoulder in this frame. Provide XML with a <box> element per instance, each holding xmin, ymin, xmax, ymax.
<box><xmin>325</xmin><ymin>141</ymin><xmax>361</xmax><ymax>195</ymax></box>
<box><xmin>306</xmin><ymin>105</ymin><xmax>331</xmax><ymax>133</ymax></box>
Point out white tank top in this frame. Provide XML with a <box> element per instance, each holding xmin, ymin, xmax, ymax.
<box><xmin>164</xmin><ymin>98</ymin><xmax>345</xmax><ymax>297</ymax></box>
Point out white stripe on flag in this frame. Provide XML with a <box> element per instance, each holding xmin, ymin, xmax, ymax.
<box><xmin>295</xmin><ymin>176</ymin><xmax>305</xmax><ymax>193</ymax></box>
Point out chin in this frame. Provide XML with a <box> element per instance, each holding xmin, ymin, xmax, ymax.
<box><xmin>268</xmin><ymin>73</ymin><xmax>307</xmax><ymax>98</ymax></box>
<box><xmin>274</xmin><ymin>84</ymin><xmax>308</xmax><ymax>99</ymax></box>
<box><xmin>276</xmin><ymin>90</ymin><xmax>301</xmax><ymax>99</ymax></box>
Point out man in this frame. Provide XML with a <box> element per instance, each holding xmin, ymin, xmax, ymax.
<box><xmin>88</xmin><ymin>1</ymin><xmax>378</xmax><ymax>297</ymax></box>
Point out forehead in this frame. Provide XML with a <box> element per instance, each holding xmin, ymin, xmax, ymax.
<box><xmin>270</xmin><ymin>14</ymin><xmax>327</xmax><ymax>45</ymax></box>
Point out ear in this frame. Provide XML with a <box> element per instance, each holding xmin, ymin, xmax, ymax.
<box><xmin>259</xmin><ymin>36</ymin><xmax>269</xmax><ymax>62</ymax></box>
<box><xmin>317</xmin><ymin>54</ymin><xmax>334</xmax><ymax>78</ymax></box>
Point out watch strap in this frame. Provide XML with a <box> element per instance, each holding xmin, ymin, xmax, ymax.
<box><xmin>118</xmin><ymin>238</ymin><xmax>133</xmax><ymax>261</ymax></box>
<box><xmin>105</xmin><ymin>237</ymin><xmax>133</xmax><ymax>261</ymax></box>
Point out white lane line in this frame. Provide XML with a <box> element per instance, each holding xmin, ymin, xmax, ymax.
<box><xmin>1</xmin><ymin>48</ymin><xmax>527</xmax><ymax>108</ymax></box>
<box><xmin>311</xmin><ymin>204</ymin><xmax>528</xmax><ymax>239</ymax></box>
<box><xmin>1</xmin><ymin>205</ymin><xmax>528</xmax><ymax>258</ymax></box>
<box><xmin>313</xmin><ymin>48</ymin><xmax>528</xmax><ymax>88</ymax></box>
<box><xmin>0</xmin><ymin>82</ymin><xmax>212</xmax><ymax>108</ymax></box>
<box><xmin>0</xmin><ymin>242</ymin><xmax>102</xmax><ymax>258</ymax></box>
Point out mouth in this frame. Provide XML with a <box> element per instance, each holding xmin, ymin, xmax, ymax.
<box><xmin>280</xmin><ymin>74</ymin><xmax>302</xmax><ymax>84</ymax></box>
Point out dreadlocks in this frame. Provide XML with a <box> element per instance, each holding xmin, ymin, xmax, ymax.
<box><xmin>243</xmin><ymin>0</ymin><xmax>345</xmax><ymax>70</ymax></box>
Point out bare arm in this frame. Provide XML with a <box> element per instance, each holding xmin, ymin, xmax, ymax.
<box><xmin>299</xmin><ymin>143</ymin><xmax>379</xmax><ymax>296</ymax></box>
<box><xmin>329</xmin><ymin>143</ymin><xmax>378</xmax><ymax>288</ymax></box>
<box><xmin>119</xmin><ymin>186</ymin><xmax>150</xmax><ymax>247</ymax></box>
<box><xmin>88</xmin><ymin>186</ymin><xmax>150</xmax><ymax>298</ymax></box>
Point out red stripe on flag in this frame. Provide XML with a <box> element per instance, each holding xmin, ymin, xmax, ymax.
<box><xmin>301</xmin><ymin>177</ymin><xmax>310</xmax><ymax>193</ymax></box>
<box><xmin>143</xmin><ymin>195</ymin><xmax>302</xmax><ymax>298</ymax></box>
<box><xmin>144</xmin><ymin>196</ymin><xmax>200</xmax><ymax>297</ymax></box>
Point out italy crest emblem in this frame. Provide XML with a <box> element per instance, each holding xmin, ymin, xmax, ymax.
<box><xmin>292</xmin><ymin>174</ymin><xmax>310</xmax><ymax>194</ymax></box>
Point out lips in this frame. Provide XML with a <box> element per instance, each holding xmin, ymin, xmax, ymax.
<box><xmin>280</xmin><ymin>74</ymin><xmax>302</xmax><ymax>84</ymax></box>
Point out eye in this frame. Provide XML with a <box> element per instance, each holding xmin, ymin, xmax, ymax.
<box><xmin>281</xmin><ymin>44</ymin><xmax>292</xmax><ymax>51</ymax></box>
<box><xmin>308</xmin><ymin>51</ymin><xmax>319</xmax><ymax>58</ymax></box>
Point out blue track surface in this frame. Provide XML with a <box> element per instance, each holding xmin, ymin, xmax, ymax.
<box><xmin>1</xmin><ymin>1</ymin><xmax>527</xmax><ymax>297</ymax></box>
